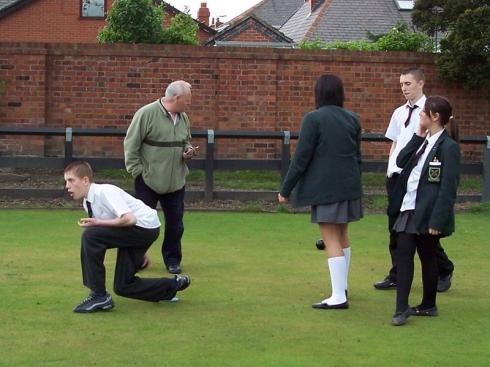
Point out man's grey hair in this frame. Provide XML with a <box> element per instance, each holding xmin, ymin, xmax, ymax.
<box><xmin>165</xmin><ymin>80</ymin><xmax>192</xmax><ymax>98</ymax></box>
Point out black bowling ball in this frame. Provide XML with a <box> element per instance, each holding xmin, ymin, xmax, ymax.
<box><xmin>315</xmin><ymin>239</ymin><xmax>325</xmax><ymax>250</ymax></box>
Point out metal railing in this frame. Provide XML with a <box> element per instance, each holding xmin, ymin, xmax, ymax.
<box><xmin>0</xmin><ymin>127</ymin><xmax>488</xmax><ymax>201</ymax></box>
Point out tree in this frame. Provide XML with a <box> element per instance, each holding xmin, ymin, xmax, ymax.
<box><xmin>163</xmin><ymin>12</ymin><xmax>199</xmax><ymax>45</ymax></box>
<box><xmin>412</xmin><ymin>0</ymin><xmax>490</xmax><ymax>88</ymax></box>
<box><xmin>411</xmin><ymin>0</ymin><xmax>476</xmax><ymax>35</ymax></box>
<box><xmin>97</xmin><ymin>0</ymin><xmax>165</xmax><ymax>44</ymax></box>
<box><xmin>97</xmin><ymin>0</ymin><xmax>198</xmax><ymax>45</ymax></box>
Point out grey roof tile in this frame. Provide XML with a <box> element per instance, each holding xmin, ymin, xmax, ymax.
<box><xmin>252</xmin><ymin>0</ymin><xmax>304</xmax><ymax>28</ymax></box>
<box><xmin>0</xmin><ymin>0</ymin><xmax>21</xmax><ymax>11</ymax></box>
<box><xmin>309</xmin><ymin>0</ymin><xmax>414</xmax><ymax>42</ymax></box>
<box><xmin>280</xmin><ymin>1</ymin><xmax>324</xmax><ymax>42</ymax></box>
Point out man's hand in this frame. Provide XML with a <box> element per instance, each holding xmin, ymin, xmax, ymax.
<box><xmin>78</xmin><ymin>218</ymin><xmax>98</xmax><ymax>227</ymax></box>
<box><xmin>278</xmin><ymin>193</ymin><xmax>288</xmax><ymax>203</ymax></box>
<box><xmin>183</xmin><ymin>146</ymin><xmax>199</xmax><ymax>160</ymax></box>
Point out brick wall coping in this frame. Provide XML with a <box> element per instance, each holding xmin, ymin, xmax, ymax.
<box><xmin>0</xmin><ymin>42</ymin><xmax>436</xmax><ymax>64</ymax></box>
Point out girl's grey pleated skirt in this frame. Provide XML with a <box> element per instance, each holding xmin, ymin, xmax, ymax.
<box><xmin>311</xmin><ymin>198</ymin><xmax>363</xmax><ymax>224</ymax></box>
<box><xmin>392</xmin><ymin>210</ymin><xmax>418</xmax><ymax>234</ymax></box>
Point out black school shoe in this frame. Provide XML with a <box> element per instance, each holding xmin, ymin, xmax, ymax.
<box><xmin>175</xmin><ymin>275</ymin><xmax>191</xmax><ymax>291</ymax></box>
<box><xmin>374</xmin><ymin>276</ymin><xmax>397</xmax><ymax>290</ymax></box>
<box><xmin>312</xmin><ymin>301</ymin><xmax>349</xmax><ymax>309</ymax></box>
<box><xmin>392</xmin><ymin>308</ymin><xmax>411</xmax><ymax>326</ymax></box>
<box><xmin>409</xmin><ymin>305</ymin><xmax>439</xmax><ymax>316</ymax></box>
<box><xmin>73</xmin><ymin>292</ymin><xmax>114</xmax><ymax>313</ymax></box>
<box><xmin>437</xmin><ymin>273</ymin><xmax>453</xmax><ymax>292</ymax></box>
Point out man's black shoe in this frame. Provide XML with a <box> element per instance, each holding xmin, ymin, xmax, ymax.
<box><xmin>315</xmin><ymin>239</ymin><xmax>326</xmax><ymax>250</ymax></box>
<box><xmin>408</xmin><ymin>305</ymin><xmax>438</xmax><ymax>316</ymax></box>
<box><xmin>73</xmin><ymin>293</ymin><xmax>114</xmax><ymax>313</ymax></box>
<box><xmin>167</xmin><ymin>264</ymin><xmax>181</xmax><ymax>274</ymax></box>
<box><xmin>392</xmin><ymin>309</ymin><xmax>410</xmax><ymax>326</ymax></box>
<box><xmin>437</xmin><ymin>273</ymin><xmax>452</xmax><ymax>293</ymax></box>
<box><xmin>175</xmin><ymin>275</ymin><xmax>191</xmax><ymax>291</ymax></box>
<box><xmin>374</xmin><ymin>276</ymin><xmax>397</xmax><ymax>290</ymax></box>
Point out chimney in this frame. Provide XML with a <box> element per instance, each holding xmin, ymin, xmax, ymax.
<box><xmin>215</xmin><ymin>17</ymin><xmax>223</xmax><ymax>28</ymax></box>
<box><xmin>305</xmin><ymin>0</ymin><xmax>324</xmax><ymax>12</ymax></box>
<box><xmin>197</xmin><ymin>2</ymin><xmax>210</xmax><ymax>26</ymax></box>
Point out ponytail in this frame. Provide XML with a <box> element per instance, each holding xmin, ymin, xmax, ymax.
<box><xmin>446</xmin><ymin>116</ymin><xmax>459</xmax><ymax>142</ymax></box>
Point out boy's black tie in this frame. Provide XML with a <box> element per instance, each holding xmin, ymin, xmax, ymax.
<box><xmin>404</xmin><ymin>105</ymin><xmax>418</xmax><ymax>127</ymax></box>
<box><xmin>86</xmin><ymin>201</ymin><xmax>93</xmax><ymax>218</ymax></box>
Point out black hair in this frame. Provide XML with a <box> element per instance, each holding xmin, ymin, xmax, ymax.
<box><xmin>424</xmin><ymin>96</ymin><xmax>459</xmax><ymax>142</ymax></box>
<box><xmin>315</xmin><ymin>74</ymin><xmax>345</xmax><ymax>109</ymax></box>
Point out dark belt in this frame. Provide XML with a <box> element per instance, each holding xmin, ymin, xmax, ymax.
<box><xmin>143</xmin><ymin>139</ymin><xmax>186</xmax><ymax>147</ymax></box>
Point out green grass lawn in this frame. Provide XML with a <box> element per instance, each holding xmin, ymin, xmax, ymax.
<box><xmin>1</xmin><ymin>210</ymin><xmax>489</xmax><ymax>366</ymax></box>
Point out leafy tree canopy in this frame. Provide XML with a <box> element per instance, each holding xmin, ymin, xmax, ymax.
<box><xmin>98</xmin><ymin>0</ymin><xmax>198</xmax><ymax>45</ymax></box>
<box><xmin>436</xmin><ymin>6</ymin><xmax>490</xmax><ymax>88</ymax></box>
<box><xmin>412</xmin><ymin>0</ymin><xmax>485</xmax><ymax>34</ymax></box>
<box><xmin>412</xmin><ymin>0</ymin><xmax>489</xmax><ymax>88</ymax></box>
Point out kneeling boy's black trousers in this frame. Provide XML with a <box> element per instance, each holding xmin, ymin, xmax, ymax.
<box><xmin>80</xmin><ymin>225</ymin><xmax>178</xmax><ymax>302</ymax></box>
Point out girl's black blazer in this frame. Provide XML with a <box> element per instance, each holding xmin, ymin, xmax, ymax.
<box><xmin>388</xmin><ymin>130</ymin><xmax>460</xmax><ymax>237</ymax></box>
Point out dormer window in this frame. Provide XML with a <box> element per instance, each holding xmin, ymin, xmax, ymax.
<box><xmin>81</xmin><ymin>0</ymin><xmax>106</xmax><ymax>18</ymax></box>
<box><xmin>394</xmin><ymin>0</ymin><xmax>414</xmax><ymax>10</ymax></box>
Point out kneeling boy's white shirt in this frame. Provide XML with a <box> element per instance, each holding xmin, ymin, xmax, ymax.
<box><xmin>84</xmin><ymin>183</ymin><xmax>160</xmax><ymax>229</ymax></box>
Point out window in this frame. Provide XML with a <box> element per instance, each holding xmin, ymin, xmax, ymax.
<box><xmin>394</xmin><ymin>0</ymin><xmax>414</xmax><ymax>10</ymax></box>
<box><xmin>81</xmin><ymin>0</ymin><xmax>106</xmax><ymax>18</ymax></box>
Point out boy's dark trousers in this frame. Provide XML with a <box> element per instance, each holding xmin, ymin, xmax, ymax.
<box><xmin>134</xmin><ymin>174</ymin><xmax>184</xmax><ymax>268</ymax></box>
<box><xmin>81</xmin><ymin>225</ymin><xmax>178</xmax><ymax>302</ymax></box>
<box><xmin>386</xmin><ymin>174</ymin><xmax>454</xmax><ymax>281</ymax></box>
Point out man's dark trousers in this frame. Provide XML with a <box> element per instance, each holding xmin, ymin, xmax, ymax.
<box><xmin>134</xmin><ymin>175</ymin><xmax>184</xmax><ymax>268</ymax></box>
<box><xmin>386</xmin><ymin>174</ymin><xmax>454</xmax><ymax>281</ymax></box>
<box><xmin>81</xmin><ymin>225</ymin><xmax>178</xmax><ymax>302</ymax></box>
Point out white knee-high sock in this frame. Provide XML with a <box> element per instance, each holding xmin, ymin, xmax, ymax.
<box><xmin>323</xmin><ymin>256</ymin><xmax>347</xmax><ymax>305</ymax></box>
<box><xmin>343</xmin><ymin>247</ymin><xmax>351</xmax><ymax>290</ymax></box>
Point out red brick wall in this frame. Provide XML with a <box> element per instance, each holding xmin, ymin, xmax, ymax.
<box><xmin>226</xmin><ymin>27</ymin><xmax>276</xmax><ymax>43</ymax></box>
<box><xmin>0</xmin><ymin>1</ymin><xmax>211</xmax><ymax>44</ymax></box>
<box><xmin>1</xmin><ymin>43</ymin><xmax>489</xmax><ymax>161</ymax></box>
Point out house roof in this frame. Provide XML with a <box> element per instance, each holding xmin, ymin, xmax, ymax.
<box><xmin>233</xmin><ymin>0</ymin><xmax>414</xmax><ymax>43</ymax></box>
<box><xmin>309</xmin><ymin>0</ymin><xmax>413</xmax><ymax>42</ymax></box>
<box><xmin>207</xmin><ymin>14</ymin><xmax>293</xmax><ymax>46</ymax></box>
<box><xmin>280</xmin><ymin>1</ymin><xmax>328</xmax><ymax>43</ymax></box>
<box><xmin>0</xmin><ymin>0</ymin><xmax>32</xmax><ymax>18</ymax></box>
<box><xmin>229</xmin><ymin>0</ymin><xmax>304</xmax><ymax>29</ymax></box>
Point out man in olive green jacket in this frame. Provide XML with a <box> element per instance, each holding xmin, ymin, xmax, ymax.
<box><xmin>124</xmin><ymin>81</ymin><xmax>196</xmax><ymax>275</ymax></box>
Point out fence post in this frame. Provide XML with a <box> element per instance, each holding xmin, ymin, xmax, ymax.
<box><xmin>281</xmin><ymin>131</ymin><xmax>291</xmax><ymax>182</ymax></box>
<box><xmin>482</xmin><ymin>136</ymin><xmax>490</xmax><ymax>202</ymax></box>
<box><xmin>205</xmin><ymin>129</ymin><xmax>215</xmax><ymax>201</ymax></box>
<box><xmin>64</xmin><ymin>127</ymin><xmax>73</xmax><ymax>167</ymax></box>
